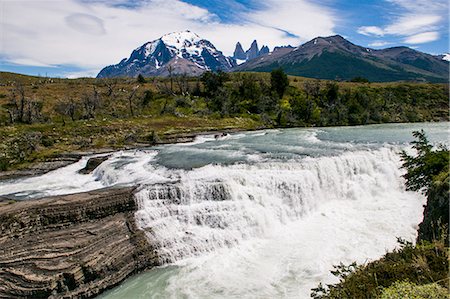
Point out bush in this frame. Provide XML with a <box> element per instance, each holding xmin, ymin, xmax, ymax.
<box><xmin>137</xmin><ymin>74</ymin><xmax>146</xmax><ymax>83</ymax></box>
<box><xmin>311</xmin><ymin>240</ymin><xmax>448</xmax><ymax>299</ymax></box>
<box><xmin>380</xmin><ymin>281</ymin><xmax>448</xmax><ymax>299</ymax></box>
<box><xmin>270</xmin><ymin>68</ymin><xmax>289</xmax><ymax>98</ymax></box>
<box><xmin>349</xmin><ymin>76</ymin><xmax>369</xmax><ymax>83</ymax></box>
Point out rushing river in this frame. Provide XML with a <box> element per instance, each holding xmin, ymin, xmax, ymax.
<box><xmin>0</xmin><ymin>122</ymin><xmax>448</xmax><ymax>298</ymax></box>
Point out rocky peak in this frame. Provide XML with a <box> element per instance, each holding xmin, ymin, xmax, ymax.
<box><xmin>247</xmin><ymin>40</ymin><xmax>259</xmax><ymax>60</ymax></box>
<box><xmin>233</xmin><ymin>42</ymin><xmax>246</xmax><ymax>60</ymax></box>
<box><xmin>233</xmin><ymin>40</ymin><xmax>270</xmax><ymax>63</ymax></box>
<box><xmin>259</xmin><ymin>45</ymin><xmax>270</xmax><ymax>55</ymax></box>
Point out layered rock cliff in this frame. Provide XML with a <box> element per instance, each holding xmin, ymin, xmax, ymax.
<box><xmin>0</xmin><ymin>187</ymin><xmax>159</xmax><ymax>298</ymax></box>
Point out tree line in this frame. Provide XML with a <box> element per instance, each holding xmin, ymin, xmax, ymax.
<box><xmin>0</xmin><ymin>69</ymin><xmax>448</xmax><ymax>128</ymax></box>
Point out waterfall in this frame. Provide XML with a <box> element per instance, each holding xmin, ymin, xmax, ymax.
<box><xmin>134</xmin><ymin>147</ymin><xmax>407</xmax><ymax>264</ymax></box>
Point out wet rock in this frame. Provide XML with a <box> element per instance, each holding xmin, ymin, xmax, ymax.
<box><xmin>79</xmin><ymin>156</ymin><xmax>110</xmax><ymax>174</ymax></box>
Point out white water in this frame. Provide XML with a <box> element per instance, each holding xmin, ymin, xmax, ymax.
<box><xmin>0</xmin><ymin>122</ymin><xmax>448</xmax><ymax>298</ymax></box>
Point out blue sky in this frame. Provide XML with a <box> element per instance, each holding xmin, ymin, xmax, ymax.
<box><xmin>0</xmin><ymin>0</ymin><xmax>448</xmax><ymax>78</ymax></box>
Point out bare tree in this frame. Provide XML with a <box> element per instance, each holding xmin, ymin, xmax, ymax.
<box><xmin>56</xmin><ymin>98</ymin><xmax>78</xmax><ymax>125</ymax></box>
<box><xmin>127</xmin><ymin>85</ymin><xmax>140</xmax><ymax>117</ymax></box>
<box><xmin>104</xmin><ymin>78</ymin><xmax>118</xmax><ymax>98</ymax></box>
<box><xmin>175</xmin><ymin>73</ymin><xmax>190</xmax><ymax>96</ymax></box>
<box><xmin>168</xmin><ymin>65</ymin><xmax>174</xmax><ymax>93</ymax></box>
<box><xmin>7</xmin><ymin>82</ymin><xmax>26</xmax><ymax>123</ymax></box>
<box><xmin>82</xmin><ymin>86</ymin><xmax>101</xmax><ymax>119</ymax></box>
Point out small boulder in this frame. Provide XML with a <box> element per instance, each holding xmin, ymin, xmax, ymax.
<box><xmin>79</xmin><ymin>156</ymin><xmax>110</xmax><ymax>174</ymax></box>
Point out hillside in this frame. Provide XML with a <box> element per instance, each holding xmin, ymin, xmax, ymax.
<box><xmin>0</xmin><ymin>71</ymin><xmax>448</xmax><ymax>172</ymax></box>
<box><xmin>235</xmin><ymin>35</ymin><xmax>449</xmax><ymax>82</ymax></box>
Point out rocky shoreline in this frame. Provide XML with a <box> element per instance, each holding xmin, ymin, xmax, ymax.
<box><xmin>0</xmin><ymin>187</ymin><xmax>159</xmax><ymax>298</ymax></box>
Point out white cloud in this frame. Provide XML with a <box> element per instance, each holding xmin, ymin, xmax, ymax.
<box><xmin>0</xmin><ymin>0</ymin><xmax>338</xmax><ymax>77</ymax></box>
<box><xmin>64</xmin><ymin>69</ymin><xmax>101</xmax><ymax>78</ymax></box>
<box><xmin>403</xmin><ymin>31</ymin><xmax>439</xmax><ymax>44</ymax></box>
<box><xmin>7</xmin><ymin>58</ymin><xmax>57</xmax><ymax>68</ymax></box>
<box><xmin>65</xmin><ymin>13</ymin><xmax>106</xmax><ymax>35</ymax></box>
<box><xmin>357</xmin><ymin>0</ymin><xmax>447</xmax><ymax>46</ymax></box>
<box><xmin>384</xmin><ymin>14</ymin><xmax>442</xmax><ymax>36</ymax></box>
<box><xmin>368</xmin><ymin>41</ymin><xmax>391</xmax><ymax>47</ymax></box>
<box><xmin>357</xmin><ymin>26</ymin><xmax>384</xmax><ymax>37</ymax></box>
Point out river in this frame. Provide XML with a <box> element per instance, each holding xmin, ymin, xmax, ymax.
<box><xmin>0</xmin><ymin>122</ymin><xmax>448</xmax><ymax>298</ymax></box>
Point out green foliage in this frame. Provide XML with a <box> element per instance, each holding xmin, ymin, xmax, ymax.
<box><xmin>137</xmin><ymin>74</ymin><xmax>146</xmax><ymax>83</ymax></box>
<box><xmin>0</xmin><ymin>156</ymin><xmax>8</xmax><ymax>171</ymax></box>
<box><xmin>311</xmin><ymin>240</ymin><xmax>448</xmax><ymax>299</ymax></box>
<box><xmin>350</xmin><ymin>76</ymin><xmax>370</xmax><ymax>83</ymax></box>
<box><xmin>400</xmin><ymin>130</ymin><xmax>448</xmax><ymax>193</ymax></box>
<box><xmin>380</xmin><ymin>281</ymin><xmax>449</xmax><ymax>299</ymax></box>
<box><xmin>400</xmin><ymin>130</ymin><xmax>449</xmax><ymax>243</ymax></box>
<box><xmin>270</xmin><ymin>68</ymin><xmax>289</xmax><ymax>98</ymax></box>
<box><xmin>200</xmin><ymin>71</ymin><xmax>229</xmax><ymax>98</ymax></box>
<box><xmin>141</xmin><ymin>90</ymin><xmax>154</xmax><ymax>106</ymax></box>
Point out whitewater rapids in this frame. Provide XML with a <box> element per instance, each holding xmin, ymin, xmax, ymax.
<box><xmin>0</xmin><ymin>122</ymin><xmax>448</xmax><ymax>298</ymax></box>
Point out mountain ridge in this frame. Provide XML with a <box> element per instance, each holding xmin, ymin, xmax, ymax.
<box><xmin>97</xmin><ymin>32</ymin><xmax>448</xmax><ymax>82</ymax></box>
<box><xmin>235</xmin><ymin>35</ymin><xmax>449</xmax><ymax>82</ymax></box>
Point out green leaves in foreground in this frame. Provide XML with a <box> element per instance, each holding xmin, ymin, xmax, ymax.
<box><xmin>311</xmin><ymin>240</ymin><xmax>448</xmax><ymax>298</ymax></box>
<box><xmin>380</xmin><ymin>281</ymin><xmax>449</xmax><ymax>299</ymax></box>
<box><xmin>400</xmin><ymin>130</ymin><xmax>448</xmax><ymax>194</ymax></box>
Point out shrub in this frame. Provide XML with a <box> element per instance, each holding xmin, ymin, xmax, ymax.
<box><xmin>380</xmin><ymin>281</ymin><xmax>449</xmax><ymax>299</ymax></box>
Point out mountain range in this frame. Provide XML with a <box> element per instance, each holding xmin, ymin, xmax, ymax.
<box><xmin>97</xmin><ymin>31</ymin><xmax>449</xmax><ymax>83</ymax></box>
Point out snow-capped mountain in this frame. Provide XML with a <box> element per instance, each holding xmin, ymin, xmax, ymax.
<box><xmin>97</xmin><ymin>30</ymin><xmax>235</xmax><ymax>78</ymax></box>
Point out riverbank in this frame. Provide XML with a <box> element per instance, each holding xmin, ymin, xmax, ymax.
<box><xmin>0</xmin><ymin>187</ymin><xmax>160</xmax><ymax>298</ymax></box>
<box><xmin>0</xmin><ymin>116</ymin><xmax>261</xmax><ymax>180</ymax></box>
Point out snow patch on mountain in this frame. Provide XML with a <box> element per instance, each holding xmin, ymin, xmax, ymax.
<box><xmin>97</xmin><ymin>30</ymin><xmax>235</xmax><ymax>78</ymax></box>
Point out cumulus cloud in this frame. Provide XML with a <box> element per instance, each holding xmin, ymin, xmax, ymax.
<box><xmin>357</xmin><ymin>0</ymin><xmax>447</xmax><ymax>45</ymax></box>
<box><xmin>0</xmin><ymin>0</ymin><xmax>337</xmax><ymax>77</ymax></box>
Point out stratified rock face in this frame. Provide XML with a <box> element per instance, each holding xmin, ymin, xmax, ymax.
<box><xmin>97</xmin><ymin>30</ymin><xmax>236</xmax><ymax>78</ymax></box>
<box><xmin>0</xmin><ymin>187</ymin><xmax>159</xmax><ymax>298</ymax></box>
